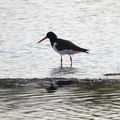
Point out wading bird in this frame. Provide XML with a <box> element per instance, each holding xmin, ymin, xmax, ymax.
<box><xmin>38</xmin><ymin>32</ymin><xmax>89</xmax><ymax>67</ymax></box>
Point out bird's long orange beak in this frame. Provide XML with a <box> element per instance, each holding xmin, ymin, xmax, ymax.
<box><xmin>37</xmin><ymin>36</ymin><xmax>48</xmax><ymax>43</ymax></box>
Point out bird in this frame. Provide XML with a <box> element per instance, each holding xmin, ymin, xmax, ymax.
<box><xmin>37</xmin><ymin>31</ymin><xmax>89</xmax><ymax>67</ymax></box>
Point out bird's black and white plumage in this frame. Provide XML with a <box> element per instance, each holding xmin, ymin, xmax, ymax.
<box><xmin>38</xmin><ymin>31</ymin><xmax>89</xmax><ymax>67</ymax></box>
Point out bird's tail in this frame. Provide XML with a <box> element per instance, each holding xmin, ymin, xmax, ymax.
<box><xmin>81</xmin><ymin>48</ymin><xmax>89</xmax><ymax>54</ymax></box>
<box><xmin>85</xmin><ymin>49</ymin><xmax>89</xmax><ymax>54</ymax></box>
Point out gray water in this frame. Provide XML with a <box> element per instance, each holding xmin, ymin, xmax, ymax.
<box><xmin>0</xmin><ymin>85</ymin><xmax>120</xmax><ymax>120</ymax></box>
<box><xmin>0</xmin><ymin>0</ymin><xmax>120</xmax><ymax>119</ymax></box>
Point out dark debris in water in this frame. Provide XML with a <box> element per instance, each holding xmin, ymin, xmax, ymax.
<box><xmin>104</xmin><ymin>73</ymin><xmax>120</xmax><ymax>76</ymax></box>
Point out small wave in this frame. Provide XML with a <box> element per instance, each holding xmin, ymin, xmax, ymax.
<box><xmin>104</xmin><ymin>73</ymin><xmax>120</xmax><ymax>76</ymax></box>
<box><xmin>0</xmin><ymin>77</ymin><xmax>120</xmax><ymax>87</ymax></box>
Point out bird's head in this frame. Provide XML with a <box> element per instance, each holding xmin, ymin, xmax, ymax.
<box><xmin>38</xmin><ymin>32</ymin><xmax>57</xmax><ymax>43</ymax></box>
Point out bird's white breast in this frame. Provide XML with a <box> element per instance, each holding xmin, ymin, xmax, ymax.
<box><xmin>52</xmin><ymin>42</ymin><xmax>60</xmax><ymax>54</ymax></box>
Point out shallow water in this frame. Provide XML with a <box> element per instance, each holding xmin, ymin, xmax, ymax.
<box><xmin>0</xmin><ymin>85</ymin><xmax>120</xmax><ymax>120</ymax></box>
<box><xmin>0</xmin><ymin>0</ymin><xmax>120</xmax><ymax>78</ymax></box>
<box><xmin>0</xmin><ymin>0</ymin><xmax>120</xmax><ymax>119</ymax></box>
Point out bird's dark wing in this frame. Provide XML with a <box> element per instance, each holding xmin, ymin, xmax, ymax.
<box><xmin>56</xmin><ymin>39</ymin><xmax>89</xmax><ymax>53</ymax></box>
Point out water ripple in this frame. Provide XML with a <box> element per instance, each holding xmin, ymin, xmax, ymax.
<box><xmin>0</xmin><ymin>86</ymin><xmax>120</xmax><ymax>119</ymax></box>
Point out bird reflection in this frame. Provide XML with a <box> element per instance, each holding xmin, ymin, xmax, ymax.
<box><xmin>51</xmin><ymin>66</ymin><xmax>78</xmax><ymax>77</ymax></box>
<box><xmin>41</xmin><ymin>67</ymin><xmax>79</xmax><ymax>92</ymax></box>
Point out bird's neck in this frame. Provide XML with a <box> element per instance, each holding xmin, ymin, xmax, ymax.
<box><xmin>49</xmin><ymin>38</ymin><xmax>58</xmax><ymax>46</ymax></box>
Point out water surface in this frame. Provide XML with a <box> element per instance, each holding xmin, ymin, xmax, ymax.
<box><xmin>0</xmin><ymin>85</ymin><xmax>120</xmax><ymax>120</ymax></box>
<box><xmin>0</xmin><ymin>0</ymin><xmax>120</xmax><ymax>119</ymax></box>
<box><xmin>0</xmin><ymin>0</ymin><xmax>120</xmax><ymax>78</ymax></box>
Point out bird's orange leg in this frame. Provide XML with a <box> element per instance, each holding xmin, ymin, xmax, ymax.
<box><xmin>61</xmin><ymin>55</ymin><xmax>63</xmax><ymax>67</ymax></box>
<box><xmin>69</xmin><ymin>55</ymin><xmax>72</xmax><ymax>67</ymax></box>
